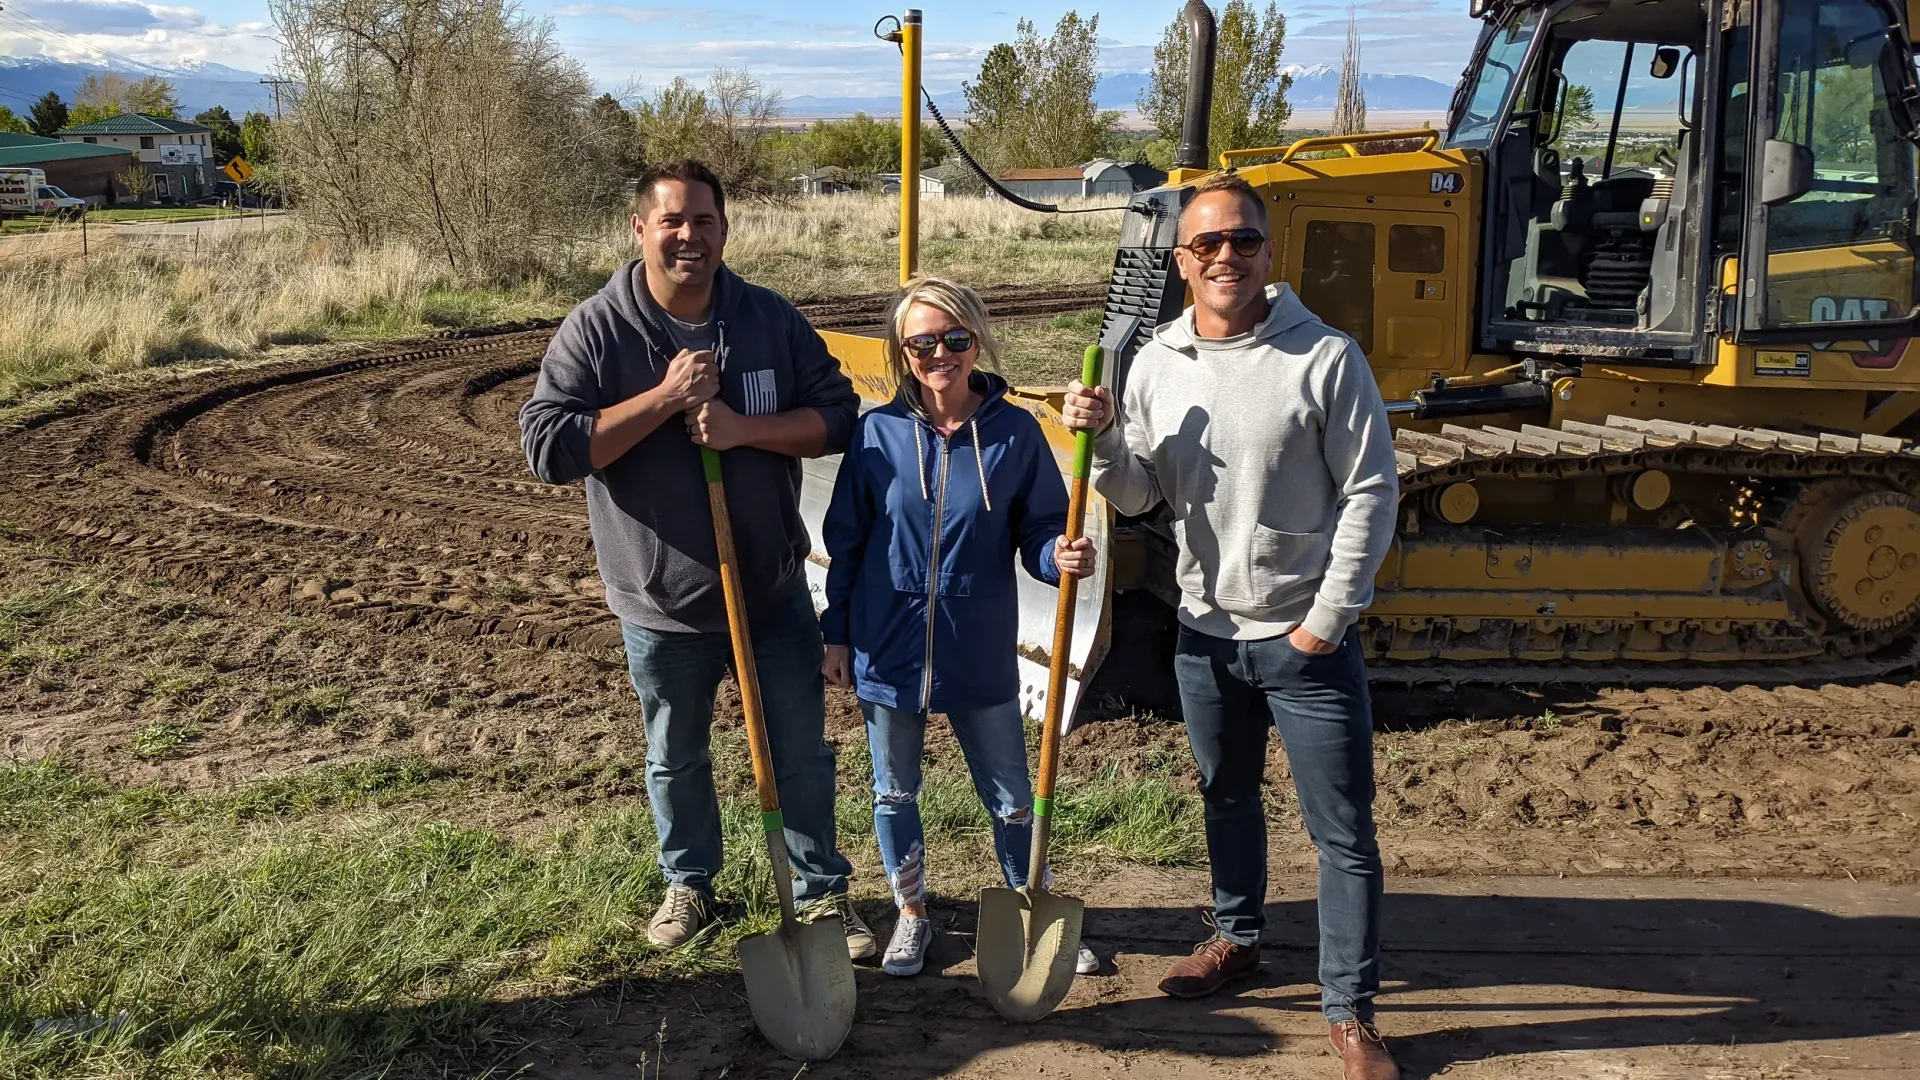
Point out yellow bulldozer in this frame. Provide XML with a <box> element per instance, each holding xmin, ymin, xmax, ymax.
<box><xmin>809</xmin><ymin>0</ymin><xmax>1920</xmax><ymax>720</ymax></box>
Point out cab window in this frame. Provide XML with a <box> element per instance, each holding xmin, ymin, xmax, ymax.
<box><xmin>1448</xmin><ymin>7</ymin><xmax>1543</xmax><ymax>150</ymax></box>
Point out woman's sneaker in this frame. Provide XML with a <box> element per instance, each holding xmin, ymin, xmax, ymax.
<box><xmin>882</xmin><ymin>913</ymin><xmax>933</xmax><ymax>976</ymax></box>
<box><xmin>1077</xmin><ymin>941</ymin><xmax>1100</xmax><ymax>974</ymax></box>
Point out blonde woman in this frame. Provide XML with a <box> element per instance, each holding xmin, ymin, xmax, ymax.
<box><xmin>820</xmin><ymin>276</ymin><xmax>1098</xmax><ymax>977</ymax></box>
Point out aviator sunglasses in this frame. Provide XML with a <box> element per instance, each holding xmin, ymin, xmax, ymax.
<box><xmin>1180</xmin><ymin>227</ymin><xmax>1267</xmax><ymax>260</ymax></box>
<box><xmin>903</xmin><ymin>327</ymin><xmax>976</xmax><ymax>358</ymax></box>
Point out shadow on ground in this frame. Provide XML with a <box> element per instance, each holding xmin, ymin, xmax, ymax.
<box><xmin>462</xmin><ymin>887</ymin><xmax>1920</xmax><ymax>1079</ymax></box>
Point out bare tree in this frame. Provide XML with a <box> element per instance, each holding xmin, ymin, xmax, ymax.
<box><xmin>271</xmin><ymin>0</ymin><xmax>610</xmax><ymax>275</ymax></box>
<box><xmin>633</xmin><ymin>68</ymin><xmax>787</xmax><ymax>197</ymax></box>
<box><xmin>1330</xmin><ymin>10</ymin><xmax>1367</xmax><ymax>137</ymax></box>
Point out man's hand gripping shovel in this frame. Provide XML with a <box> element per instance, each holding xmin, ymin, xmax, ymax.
<box><xmin>975</xmin><ymin>342</ymin><xmax>1105</xmax><ymax>1023</ymax></box>
<box><xmin>701</xmin><ymin>445</ymin><xmax>856</xmax><ymax>1060</ymax></box>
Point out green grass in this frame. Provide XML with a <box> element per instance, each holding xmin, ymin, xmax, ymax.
<box><xmin>0</xmin><ymin>732</ymin><xmax>1202</xmax><ymax>1078</ymax></box>
<box><xmin>129</xmin><ymin>722</ymin><xmax>195</xmax><ymax>759</ymax></box>
<box><xmin>996</xmin><ymin>307</ymin><xmax>1108</xmax><ymax>387</ymax></box>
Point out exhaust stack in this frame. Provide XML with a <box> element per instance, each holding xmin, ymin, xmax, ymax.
<box><xmin>1172</xmin><ymin>0</ymin><xmax>1217</xmax><ymax>171</ymax></box>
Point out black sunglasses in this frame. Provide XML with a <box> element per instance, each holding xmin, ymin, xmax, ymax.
<box><xmin>903</xmin><ymin>328</ymin><xmax>976</xmax><ymax>358</ymax></box>
<box><xmin>1180</xmin><ymin>228</ymin><xmax>1267</xmax><ymax>259</ymax></box>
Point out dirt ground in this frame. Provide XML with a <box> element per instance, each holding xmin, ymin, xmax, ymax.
<box><xmin>2</xmin><ymin>333</ymin><xmax>1918</xmax><ymax>1077</ymax></box>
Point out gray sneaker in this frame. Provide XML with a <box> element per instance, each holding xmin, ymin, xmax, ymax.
<box><xmin>647</xmin><ymin>884</ymin><xmax>709</xmax><ymax>949</ymax></box>
<box><xmin>803</xmin><ymin>893</ymin><xmax>878</xmax><ymax>961</ymax></box>
<box><xmin>883</xmin><ymin>913</ymin><xmax>933</xmax><ymax>976</ymax></box>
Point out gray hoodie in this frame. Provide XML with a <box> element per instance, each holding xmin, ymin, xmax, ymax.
<box><xmin>1093</xmin><ymin>283</ymin><xmax>1398</xmax><ymax>643</ymax></box>
<box><xmin>519</xmin><ymin>259</ymin><xmax>858</xmax><ymax>633</ymax></box>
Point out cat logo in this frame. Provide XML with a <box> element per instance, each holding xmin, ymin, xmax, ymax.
<box><xmin>1429</xmin><ymin>172</ymin><xmax>1465</xmax><ymax>195</ymax></box>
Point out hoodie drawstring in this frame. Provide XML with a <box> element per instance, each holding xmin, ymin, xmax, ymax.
<box><xmin>914</xmin><ymin>426</ymin><xmax>929</xmax><ymax>501</ymax></box>
<box><xmin>969</xmin><ymin>416</ymin><xmax>991</xmax><ymax>513</ymax></box>
<box><xmin>914</xmin><ymin>415</ymin><xmax>991</xmax><ymax>511</ymax></box>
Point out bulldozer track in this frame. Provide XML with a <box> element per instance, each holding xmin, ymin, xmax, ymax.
<box><xmin>1372</xmin><ymin>416</ymin><xmax>1920</xmax><ymax>685</ymax></box>
<box><xmin>0</xmin><ymin>286</ymin><xmax>1106</xmax><ymax>662</ymax></box>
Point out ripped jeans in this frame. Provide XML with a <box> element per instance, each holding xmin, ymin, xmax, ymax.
<box><xmin>862</xmin><ymin>699</ymin><xmax>1034</xmax><ymax>908</ymax></box>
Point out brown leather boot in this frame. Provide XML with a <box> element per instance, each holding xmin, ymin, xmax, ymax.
<box><xmin>1156</xmin><ymin>935</ymin><xmax>1260</xmax><ymax>998</ymax></box>
<box><xmin>1328</xmin><ymin>1020</ymin><xmax>1398</xmax><ymax>1080</ymax></box>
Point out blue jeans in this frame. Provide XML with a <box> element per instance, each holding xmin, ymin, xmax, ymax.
<box><xmin>863</xmin><ymin>699</ymin><xmax>1034</xmax><ymax>908</ymax></box>
<box><xmin>1173</xmin><ymin>623</ymin><xmax>1383</xmax><ymax>1024</ymax></box>
<box><xmin>621</xmin><ymin>585</ymin><xmax>852</xmax><ymax>903</ymax></box>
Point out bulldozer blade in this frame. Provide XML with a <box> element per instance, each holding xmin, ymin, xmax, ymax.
<box><xmin>976</xmin><ymin>885</ymin><xmax>1085</xmax><ymax>1023</ymax></box>
<box><xmin>737</xmin><ymin>913</ymin><xmax>856</xmax><ymax>1061</ymax></box>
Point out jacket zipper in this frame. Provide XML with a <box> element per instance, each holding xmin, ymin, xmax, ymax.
<box><xmin>919</xmin><ymin>428</ymin><xmax>952</xmax><ymax>711</ymax></box>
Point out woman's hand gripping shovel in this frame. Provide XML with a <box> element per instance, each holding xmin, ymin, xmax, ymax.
<box><xmin>976</xmin><ymin>342</ymin><xmax>1104</xmax><ymax>1023</ymax></box>
<box><xmin>700</xmin><ymin>445</ymin><xmax>856</xmax><ymax>1060</ymax></box>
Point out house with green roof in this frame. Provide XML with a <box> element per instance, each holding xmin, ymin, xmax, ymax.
<box><xmin>0</xmin><ymin>132</ymin><xmax>135</xmax><ymax>207</ymax></box>
<box><xmin>58</xmin><ymin>114</ymin><xmax>217</xmax><ymax>204</ymax></box>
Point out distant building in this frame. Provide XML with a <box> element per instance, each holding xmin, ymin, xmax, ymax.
<box><xmin>918</xmin><ymin>163</ymin><xmax>968</xmax><ymax>197</ymax></box>
<box><xmin>792</xmin><ymin>166</ymin><xmax>854</xmax><ymax>196</ymax></box>
<box><xmin>0</xmin><ymin>132</ymin><xmax>135</xmax><ymax>207</ymax></box>
<box><xmin>997</xmin><ymin>167</ymin><xmax>1084</xmax><ymax>201</ymax></box>
<box><xmin>998</xmin><ymin>160</ymin><xmax>1167</xmax><ymax>201</ymax></box>
<box><xmin>57</xmin><ymin>114</ymin><xmax>217</xmax><ymax>204</ymax></box>
<box><xmin>1081</xmin><ymin>159</ymin><xmax>1167</xmax><ymax>196</ymax></box>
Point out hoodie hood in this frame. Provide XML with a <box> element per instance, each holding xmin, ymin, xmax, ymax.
<box><xmin>1154</xmin><ymin>282</ymin><xmax>1316</xmax><ymax>352</ymax></box>
<box><xmin>602</xmin><ymin>257</ymin><xmax>743</xmax><ymax>363</ymax></box>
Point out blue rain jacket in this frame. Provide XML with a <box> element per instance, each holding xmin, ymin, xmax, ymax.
<box><xmin>821</xmin><ymin>372</ymin><xmax>1068</xmax><ymax>713</ymax></box>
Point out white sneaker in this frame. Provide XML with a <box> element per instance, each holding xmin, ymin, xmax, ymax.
<box><xmin>1076</xmin><ymin>941</ymin><xmax>1099</xmax><ymax>974</ymax></box>
<box><xmin>883</xmin><ymin>913</ymin><xmax>933</xmax><ymax>976</ymax></box>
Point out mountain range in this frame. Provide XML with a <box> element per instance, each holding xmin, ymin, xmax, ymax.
<box><xmin>787</xmin><ymin>67</ymin><xmax>1456</xmax><ymax>118</ymax></box>
<box><xmin>0</xmin><ymin>53</ymin><xmax>1457</xmax><ymax>125</ymax></box>
<box><xmin>0</xmin><ymin>55</ymin><xmax>274</xmax><ymax>117</ymax></box>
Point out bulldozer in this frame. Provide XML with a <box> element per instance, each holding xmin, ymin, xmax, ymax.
<box><xmin>807</xmin><ymin>0</ymin><xmax>1920</xmax><ymax>722</ymax></box>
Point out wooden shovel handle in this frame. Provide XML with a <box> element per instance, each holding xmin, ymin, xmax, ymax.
<box><xmin>703</xmin><ymin>448</ymin><xmax>782</xmax><ymax>826</ymax></box>
<box><xmin>1030</xmin><ymin>345</ymin><xmax>1103</xmax><ymax>866</ymax></box>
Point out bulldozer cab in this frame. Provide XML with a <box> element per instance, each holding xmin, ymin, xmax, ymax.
<box><xmin>1453</xmin><ymin>0</ymin><xmax>1920</xmax><ymax>364</ymax></box>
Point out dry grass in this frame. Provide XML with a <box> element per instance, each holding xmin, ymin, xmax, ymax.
<box><xmin>0</xmin><ymin>231</ymin><xmax>577</xmax><ymax>407</ymax></box>
<box><xmin>726</xmin><ymin>193</ymin><xmax>1124</xmax><ymax>301</ymax></box>
<box><xmin>0</xmin><ymin>194</ymin><xmax>1120</xmax><ymax>409</ymax></box>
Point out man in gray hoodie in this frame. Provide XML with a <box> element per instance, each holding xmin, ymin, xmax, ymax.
<box><xmin>1061</xmin><ymin>172</ymin><xmax>1399</xmax><ymax>1080</ymax></box>
<box><xmin>519</xmin><ymin>160</ymin><xmax>875</xmax><ymax>960</ymax></box>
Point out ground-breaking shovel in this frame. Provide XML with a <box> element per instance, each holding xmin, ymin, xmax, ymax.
<box><xmin>701</xmin><ymin>445</ymin><xmax>856</xmax><ymax>1061</ymax></box>
<box><xmin>976</xmin><ymin>342</ymin><xmax>1104</xmax><ymax>1023</ymax></box>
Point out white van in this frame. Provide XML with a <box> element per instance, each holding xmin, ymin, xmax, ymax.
<box><xmin>0</xmin><ymin>169</ymin><xmax>89</xmax><ymax>219</ymax></box>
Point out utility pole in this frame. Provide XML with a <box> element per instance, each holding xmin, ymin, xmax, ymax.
<box><xmin>259</xmin><ymin>78</ymin><xmax>293</xmax><ymax>120</ymax></box>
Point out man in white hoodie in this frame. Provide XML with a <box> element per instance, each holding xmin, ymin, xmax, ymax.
<box><xmin>1061</xmin><ymin>172</ymin><xmax>1399</xmax><ymax>1080</ymax></box>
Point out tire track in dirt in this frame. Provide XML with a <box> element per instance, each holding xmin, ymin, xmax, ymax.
<box><xmin>2</xmin><ymin>284</ymin><xmax>1918</xmax><ymax>739</ymax></box>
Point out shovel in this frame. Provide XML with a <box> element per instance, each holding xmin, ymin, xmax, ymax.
<box><xmin>976</xmin><ymin>342</ymin><xmax>1104</xmax><ymax>1023</ymax></box>
<box><xmin>700</xmin><ymin>445</ymin><xmax>856</xmax><ymax>1061</ymax></box>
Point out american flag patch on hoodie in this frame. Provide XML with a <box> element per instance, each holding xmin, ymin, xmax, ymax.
<box><xmin>741</xmin><ymin>369</ymin><xmax>778</xmax><ymax>416</ymax></box>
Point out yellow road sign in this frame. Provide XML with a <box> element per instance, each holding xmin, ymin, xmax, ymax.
<box><xmin>222</xmin><ymin>155</ymin><xmax>254</xmax><ymax>184</ymax></box>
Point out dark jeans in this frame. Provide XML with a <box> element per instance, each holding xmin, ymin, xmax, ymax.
<box><xmin>1174</xmin><ymin>623</ymin><xmax>1383</xmax><ymax>1024</ymax></box>
<box><xmin>621</xmin><ymin>585</ymin><xmax>853</xmax><ymax>903</ymax></box>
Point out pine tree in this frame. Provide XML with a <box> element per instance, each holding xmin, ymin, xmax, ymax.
<box><xmin>1330</xmin><ymin>10</ymin><xmax>1367</xmax><ymax>137</ymax></box>
<box><xmin>964</xmin><ymin>13</ymin><xmax>1117</xmax><ymax>171</ymax></box>
<box><xmin>963</xmin><ymin>41</ymin><xmax>1028</xmax><ymax>171</ymax></box>
<box><xmin>28</xmin><ymin>92</ymin><xmax>68</xmax><ymax>137</ymax></box>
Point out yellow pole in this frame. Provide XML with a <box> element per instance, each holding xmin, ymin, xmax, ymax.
<box><xmin>899</xmin><ymin>8</ymin><xmax>921</xmax><ymax>285</ymax></box>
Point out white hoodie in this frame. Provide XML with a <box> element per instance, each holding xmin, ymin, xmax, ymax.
<box><xmin>1093</xmin><ymin>283</ymin><xmax>1399</xmax><ymax>643</ymax></box>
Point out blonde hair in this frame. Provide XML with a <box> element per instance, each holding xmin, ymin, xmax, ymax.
<box><xmin>883</xmin><ymin>275</ymin><xmax>1001</xmax><ymax>400</ymax></box>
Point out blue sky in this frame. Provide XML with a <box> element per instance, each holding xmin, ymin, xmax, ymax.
<box><xmin>0</xmin><ymin>0</ymin><xmax>1483</xmax><ymax>97</ymax></box>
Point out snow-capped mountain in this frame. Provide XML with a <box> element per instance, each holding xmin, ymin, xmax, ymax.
<box><xmin>0</xmin><ymin>55</ymin><xmax>271</xmax><ymax>117</ymax></box>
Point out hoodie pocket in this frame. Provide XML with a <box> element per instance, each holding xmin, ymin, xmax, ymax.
<box><xmin>1235</xmin><ymin>524</ymin><xmax>1330</xmax><ymax>610</ymax></box>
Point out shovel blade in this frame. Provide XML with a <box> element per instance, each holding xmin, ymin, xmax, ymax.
<box><xmin>975</xmin><ymin>885</ymin><xmax>1085</xmax><ymax>1023</ymax></box>
<box><xmin>737</xmin><ymin>914</ymin><xmax>856</xmax><ymax>1061</ymax></box>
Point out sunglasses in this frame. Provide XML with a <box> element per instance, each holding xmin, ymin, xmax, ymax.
<box><xmin>903</xmin><ymin>328</ymin><xmax>976</xmax><ymax>359</ymax></box>
<box><xmin>1180</xmin><ymin>228</ymin><xmax>1267</xmax><ymax>259</ymax></box>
